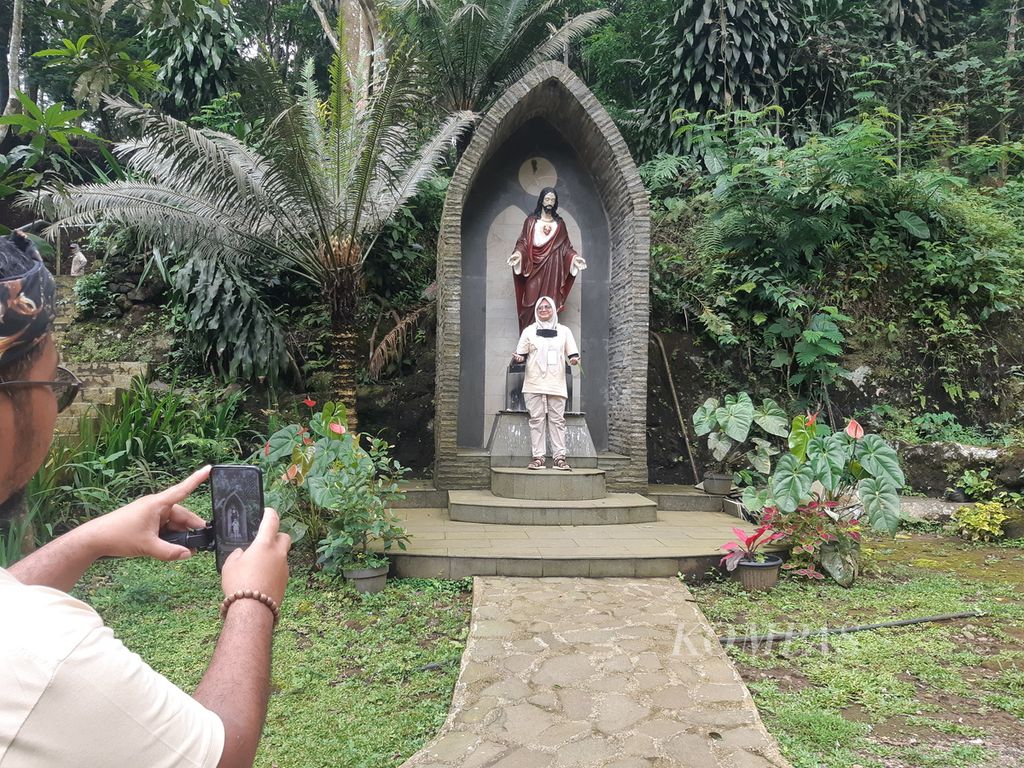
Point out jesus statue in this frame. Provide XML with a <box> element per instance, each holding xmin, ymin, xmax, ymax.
<box><xmin>506</xmin><ymin>187</ymin><xmax>587</xmax><ymax>333</ymax></box>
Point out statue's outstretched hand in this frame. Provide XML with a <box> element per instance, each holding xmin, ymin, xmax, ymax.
<box><xmin>571</xmin><ymin>254</ymin><xmax>587</xmax><ymax>275</ymax></box>
<box><xmin>507</xmin><ymin>251</ymin><xmax>522</xmax><ymax>273</ymax></box>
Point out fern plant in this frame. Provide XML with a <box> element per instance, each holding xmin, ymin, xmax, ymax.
<box><xmin>30</xmin><ymin>33</ymin><xmax>474</xmax><ymax>426</ymax></box>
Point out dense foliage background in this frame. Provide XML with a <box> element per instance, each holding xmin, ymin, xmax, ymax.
<box><xmin>2</xmin><ymin>0</ymin><xmax>1022</xmax><ymax>472</ymax></box>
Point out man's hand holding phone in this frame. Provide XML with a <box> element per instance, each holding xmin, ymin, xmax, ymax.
<box><xmin>221</xmin><ymin>508</ymin><xmax>291</xmax><ymax>606</ymax></box>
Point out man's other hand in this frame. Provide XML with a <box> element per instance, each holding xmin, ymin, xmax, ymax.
<box><xmin>78</xmin><ymin>466</ymin><xmax>212</xmax><ymax>562</ymax></box>
<box><xmin>221</xmin><ymin>508</ymin><xmax>291</xmax><ymax>606</ymax></box>
<box><xmin>507</xmin><ymin>251</ymin><xmax>522</xmax><ymax>272</ymax></box>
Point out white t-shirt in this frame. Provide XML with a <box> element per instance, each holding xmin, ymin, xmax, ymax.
<box><xmin>0</xmin><ymin>567</ymin><xmax>224</xmax><ymax>767</ymax></box>
<box><xmin>515</xmin><ymin>323</ymin><xmax>579</xmax><ymax>398</ymax></box>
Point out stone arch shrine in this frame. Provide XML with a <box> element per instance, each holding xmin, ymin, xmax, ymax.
<box><xmin>433</xmin><ymin>61</ymin><xmax>650</xmax><ymax>492</ymax></box>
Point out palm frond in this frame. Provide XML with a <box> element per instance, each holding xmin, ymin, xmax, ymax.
<box><xmin>525</xmin><ymin>9</ymin><xmax>613</xmax><ymax>66</ymax></box>
<box><xmin>369</xmin><ymin>303</ymin><xmax>434</xmax><ymax>380</ymax></box>
<box><xmin>365</xmin><ymin>110</ymin><xmax>475</xmax><ymax>231</ymax></box>
<box><xmin>346</xmin><ymin>40</ymin><xmax>422</xmax><ymax>244</ymax></box>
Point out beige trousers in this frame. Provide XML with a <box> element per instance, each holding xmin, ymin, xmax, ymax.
<box><xmin>524</xmin><ymin>393</ymin><xmax>567</xmax><ymax>460</ymax></box>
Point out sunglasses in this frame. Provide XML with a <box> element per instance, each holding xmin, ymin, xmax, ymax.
<box><xmin>0</xmin><ymin>366</ymin><xmax>84</xmax><ymax>413</ymax></box>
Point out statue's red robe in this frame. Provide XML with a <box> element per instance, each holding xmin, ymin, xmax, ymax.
<box><xmin>512</xmin><ymin>215</ymin><xmax>578</xmax><ymax>332</ymax></box>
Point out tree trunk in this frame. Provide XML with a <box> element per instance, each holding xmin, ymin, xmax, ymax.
<box><xmin>999</xmin><ymin>6</ymin><xmax>1018</xmax><ymax>180</ymax></box>
<box><xmin>0</xmin><ymin>0</ymin><xmax>24</xmax><ymax>145</ymax></box>
<box><xmin>719</xmin><ymin>0</ymin><xmax>732</xmax><ymax>112</ymax></box>
<box><xmin>329</xmin><ymin>322</ymin><xmax>360</xmax><ymax>434</ymax></box>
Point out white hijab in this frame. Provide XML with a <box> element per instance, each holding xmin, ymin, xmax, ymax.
<box><xmin>533</xmin><ymin>296</ymin><xmax>560</xmax><ymax>373</ymax></box>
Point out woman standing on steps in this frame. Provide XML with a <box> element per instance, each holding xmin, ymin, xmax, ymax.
<box><xmin>512</xmin><ymin>296</ymin><xmax>579</xmax><ymax>471</ymax></box>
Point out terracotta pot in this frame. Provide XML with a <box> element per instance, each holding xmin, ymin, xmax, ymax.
<box><xmin>342</xmin><ymin>564</ymin><xmax>389</xmax><ymax>594</ymax></box>
<box><xmin>735</xmin><ymin>555</ymin><xmax>783</xmax><ymax>592</ymax></box>
<box><xmin>702</xmin><ymin>472</ymin><xmax>733</xmax><ymax>496</ymax></box>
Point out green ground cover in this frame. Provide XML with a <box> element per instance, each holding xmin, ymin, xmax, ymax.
<box><xmin>691</xmin><ymin>533</ymin><xmax>1024</xmax><ymax>768</ymax></box>
<box><xmin>74</xmin><ymin>548</ymin><xmax>472</xmax><ymax>768</ymax></box>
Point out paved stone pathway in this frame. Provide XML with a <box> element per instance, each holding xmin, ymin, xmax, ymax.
<box><xmin>401</xmin><ymin>578</ymin><xmax>790</xmax><ymax>768</ymax></box>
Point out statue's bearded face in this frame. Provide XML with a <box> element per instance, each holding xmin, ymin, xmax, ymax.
<box><xmin>542</xmin><ymin>192</ymin><xmax>557</xmax><ymax>212</ymax></box>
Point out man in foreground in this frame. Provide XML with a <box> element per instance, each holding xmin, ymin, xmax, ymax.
<box><xmin>0</xmin><ymin>230</ymin><xmax>290</xmax><ymax>767</ymax></box>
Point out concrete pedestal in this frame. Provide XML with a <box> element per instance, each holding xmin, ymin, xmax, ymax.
<box><xmin>486</xmin><ymin>410</ymin><xmax>597</xmax><ymax>468</ymax></box>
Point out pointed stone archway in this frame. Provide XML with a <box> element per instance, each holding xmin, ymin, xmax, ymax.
<box><xmin>434</xmin><ymin>62</ymin><xmax>650</xmax><ymax>492</ymax></box>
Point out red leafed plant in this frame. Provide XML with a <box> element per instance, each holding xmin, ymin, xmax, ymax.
<box><xmin>762</xmin><ymin>503</ymin><xmax>862</xmax><ymax>580</ymax></box>
<box><xmin>720</xmin><ymin>524</ymin><xmax>785</xmax><ymax>571</ymax></box>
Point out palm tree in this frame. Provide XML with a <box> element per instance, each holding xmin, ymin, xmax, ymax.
<box><xmin>386</xmin><ymin>0</ymin><xmax>612</xmax><ymax>116</ymax></box>
<box><xmin>31</xmin><ymin>43</ymin><xmax>473</xmax><ymax>428</ymax></box>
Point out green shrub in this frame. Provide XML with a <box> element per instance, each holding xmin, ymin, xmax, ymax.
<box><xmin>952</xmin><ymin>501</ymin><xmax>1010</xmax><ymax>542</ymax></box>
<box><xmin>648</xmin><ymin>110</ymin><xmax>1024</xmax><ymax>408</ymax></box>
<box><xmin>256</xmin><ymin>401</ymin><xmax>407</xmax><ymax>568</ymax></box>
<box><xmin>74</xmin><ymin>269</ymin><xmax>115</xmax><ymax>318</ymax></box>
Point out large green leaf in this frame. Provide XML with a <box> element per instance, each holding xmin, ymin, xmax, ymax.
<box><xmin>895</xmin><ymin>210</ymin><xmax>930</xmax><ymax>240</ymax></box>
<box><xmin>787</xmin><ymin>415</ymin><xmax>814</xmax><ymax>462</ymax></box>
<box><xmin>692</xmin><ymin>397</ymin><xmax>719</xmax><ymax>435</ymax></box>
<box><xmin>753</xmin><ymin>398</ymin><xmax>788</xmax><ymax>437</ymax></box>
<box><xmin>820</xmin><ymin>542</ymin><xmax>859</xmax><ymax>587</ymax></box>
<box><xmin>769</xmin><ymin>453</ymin><xmax>815</xmax><ymax>513</ymax></box>
<box><xmin>858</xmin><ymin>477</ymin><xmax>901</xmax><ymax>535</ymax></box>
<box><xmin>714</xmin><ymin>392</ymin><xmax>755</xmax><ymax>442</ymax></box>
<box><xmin>741</xmin><ymin>485</ymin><xmax>772</xmax><ymax>513</ymax></box>
<box><xmin>806</xmin><ymin>435</ymin><xmax>848</xmax><ymax>494</ymax></box>
<box><xmin>746</xmin><ymin>437</ymin><xmax>778</xmax><ymax>475</ymax></box>
<box><xmin>709</xmin><ymin>431</ymin><xmax>734</xmax><ymax>462</ymax></box>
<box><xmin>856</xmin><ymin>434</ymin><xmax>905</xmax><ymax>489</ymax></box>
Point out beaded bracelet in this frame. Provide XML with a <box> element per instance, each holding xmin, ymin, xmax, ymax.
<box><xmin>219</xmin><ymin>589</ymin><xmax>280</xmax><ymax>627</ymax></box>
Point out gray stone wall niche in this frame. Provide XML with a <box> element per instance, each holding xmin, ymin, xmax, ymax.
<box><xmin>434</xmin><ymin>61</ymin><xmax>650</xmax><ymax>491</ymax></box>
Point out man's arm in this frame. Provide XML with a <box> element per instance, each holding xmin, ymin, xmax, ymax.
<box><xmin>10</xmin><ymin>466</ymin><xmax>211</xmax><ymax>591</ymax></box>
<box><xmin>195</xmin><ymin>508</ymin><xmax>291</xmax><ymax>768</ymax></box>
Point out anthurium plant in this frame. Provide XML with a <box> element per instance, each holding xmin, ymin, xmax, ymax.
<box><xmin>720</xmin><ymin>524</ymin><xmax>786</xmax><ymax>571</ymax></box>
<box><xmin>256</xmin><ymin>400</ymin><xmax>408</xmax><ymax>572</ymax></box>
<box><xmin>742</xmin><ymin>414</ymin><xmax>905</xmax><ymax>536</ymax></box>
<box><xmin>692</xmin><ymin>392</ymin><xmax>789</xmax><ymax>478</ymax></box>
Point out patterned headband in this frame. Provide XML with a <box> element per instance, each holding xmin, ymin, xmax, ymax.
<box><xmin>0</xmin><ymin>258</ymin><xmax>57</xmax><ymax>369</ymax></box>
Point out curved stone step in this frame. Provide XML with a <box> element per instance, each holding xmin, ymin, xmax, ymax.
<box><xmin>491</xmin><ymin>467</ymin><xmax>606</xmax><ymax>500</ymax></box>
<box><xmin>449</xmin><ymin>490</ymin><xmax>657</xmax><ymax>525</ymax></box>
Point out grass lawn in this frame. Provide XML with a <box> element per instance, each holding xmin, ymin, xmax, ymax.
<box><xmin>690</xmin><ymin>532</ymin><xmax>1024</xmax><ymax>768</ymax></box>
<box><xmin>74</xmin><ymin>553</ymin><xmax>472</xmax><ymax>768</ymax></box>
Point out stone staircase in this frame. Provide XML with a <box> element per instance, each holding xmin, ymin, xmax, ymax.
<box><xmin>51</xmin><ymin>275</ymin><xmax>150</xmax><ymax>434</ymax></box>
<box><xmin>385</xmin><ymin>471</ymin><xmax>765</xmax><ymax>579</ymax></box>
<box><xmin>449</xmin><ymin>468</ymin><xmax>657</xmax><ymax>525</ymax></box>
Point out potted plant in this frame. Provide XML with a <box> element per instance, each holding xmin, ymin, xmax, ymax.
<box><xmin>692</xmin><ymin>392</ymin><xmax>789</xmax><ymax>495</ymax></box>
<box><xmin>259</xmin><ymin>401</ymin><xmax>408</xmax><ymax>593</ymax></box>
<box><xmin>741</xmin><ymin>415</ymin><xmax>904</xmax><ymax>585</ymax></box>
<box><xmin>720</xmin><ymin>524</ymin><xmax>786</xmax><ymax>591</ymax></box>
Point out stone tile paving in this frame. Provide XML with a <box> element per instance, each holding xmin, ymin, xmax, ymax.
<box><xmin>400</xmin><ymin>577</ymin><xmax>790</xmax><ymax>768</ymax></box>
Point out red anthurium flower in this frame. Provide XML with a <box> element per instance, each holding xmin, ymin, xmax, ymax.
<box><xmin>303</xmin><ymin>398</ymin><xmax>317</xmax><ymax>407</ymax></box>
<box><xmin>806</xmin><ymin>411</ymin><xmax>819</xmax><ymax>426</ymax></box>
<box><xmin>264</xmin><ymin>442</ymin><xmax>271</xmax><ymax>456</ymax></box>
<box><xmin>329</xmin><ymin>422</ymin><xmax>346</xmax><ymax>435</ymax></box>
<box><xmin>284</xmin><ymin>464</ymin><xmax>299</xmax><ymax>481</ymax></box>
<box><xmin>302</xmin><ymin>437</ymin><xmax>313</xmax><ymax>446</ymax></box>
<box><xmin>845</xmin><ymin>418</ymin><xmax>865</xmax><ymax>439</ymax></box>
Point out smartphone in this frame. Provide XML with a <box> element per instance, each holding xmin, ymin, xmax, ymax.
<box><xmin>210</xmin><ymin>465</ymin><xmax>265</xmax><ymax>572</ymax></box>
